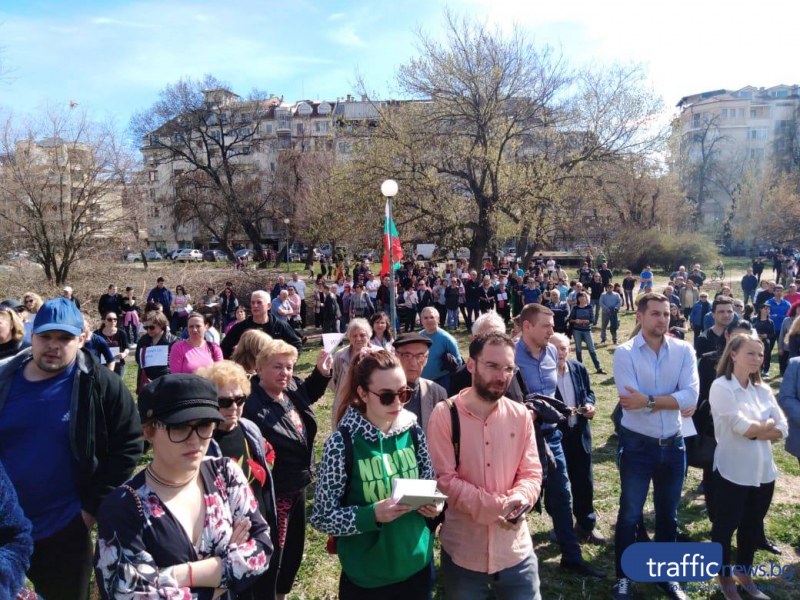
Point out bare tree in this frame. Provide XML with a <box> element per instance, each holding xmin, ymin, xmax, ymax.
<box><xmin>130</xmin><ymin>76</ymin><xmax>277</xmax><ymax>259</ymax></box>
<box><xmin>353</xmin><ymin>12</ymin><xmax>664</xmax><ymax>267</ymax></box>
<box><xmin>0</xmin><ymin>107</ymin><xmax>128</xmax><ymax>284</ymax></box>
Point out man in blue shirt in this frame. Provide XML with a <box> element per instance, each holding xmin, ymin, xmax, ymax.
<box><xmin>611</xmin><ymin>293</ymin><xmax>698</xmax><ymax>600</ymax></box>
<box><xmin>419</xmin><ymin>306</ymin><xmax>463</xmax><ymax>391</ymax></box>
<box><xmin>0</xmin><ymin>298</ymin><xmax>141</xmax><ymax>600</ymax></box>
<box><xmin>766</xmin><ymin>284</ymin><xmax>791</xmax><ymax>335</ymax></box>
<box><xmin>515</xmin><ymin>303</ymin><xmax>604</xmax><ymax>579</ymax></box>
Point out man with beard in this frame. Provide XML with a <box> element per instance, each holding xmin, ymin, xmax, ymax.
<box><xmin>515</xmin><ymin>303</ymin><xmax>604</xmax><ymax>579</ymax></box>
<box><xmin>611</xmin><ymin>293</ymin><xmax>698</xmax><ymax>600</ymax></box>
<box><xmin>0</xmin><ymin>298</ymin><xmax>142</xmax><ymax>600</ymax></box>
<box><xmin>428</xmin><ymin>332</ymin><xmax>543</xmax><ymax>599</ymax></box>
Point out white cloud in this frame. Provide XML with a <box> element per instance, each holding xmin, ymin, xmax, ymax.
<box><xmin>328</xmin><ymin>25</ymin><xmax>366</xmax><ymax>47</ymax></box>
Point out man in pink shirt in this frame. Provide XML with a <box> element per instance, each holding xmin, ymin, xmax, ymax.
<box><xmin>428</xmin><ymin>332</ymin><xmax>543</xmax><ymax>599</ymax></box>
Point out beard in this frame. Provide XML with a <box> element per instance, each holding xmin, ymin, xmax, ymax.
<box><xmin>472</xmin><ymin>372</ymin><xmax>509</xmax><ymax>403</ymax></box>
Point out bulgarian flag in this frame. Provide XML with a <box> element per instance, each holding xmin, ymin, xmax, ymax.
<box><xmin>381</xmin><ymin>199</ymin><xmax>403</xmax><ymax>276</ymax></box>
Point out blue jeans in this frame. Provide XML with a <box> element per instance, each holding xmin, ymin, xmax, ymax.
<box><xmin>542</xmin><ymin>428</ymin><xmax>583</xmax><ymax>563</ymax></box>
<box><xmin>446</xmin><ymin>308</ymin><xmax>459</xmax><ymax>329</ymax></box>
<box><xmin>614</xmin><ymin>427</ymin><xmax>686</xmax><ymax>578</ymax></box>
<box><xmin>590</xmin><ymin>298</ymin><xmax>600</xmax><ymax>324</ymax></box>
<box><xmin>441</xmin><ymin>549</ymin><xmax>541</xmax><ymax>600</ymax></box>
<box><xmin>572</xmin><ymin>329</ymin><xmax>600</xmax><ymax>370</ymax></box>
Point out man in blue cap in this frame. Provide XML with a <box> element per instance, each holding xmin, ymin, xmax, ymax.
<box><xmin>0</xmin><ymin>297</ymin><xmax>142</xmax><ymax>600</ymax></box>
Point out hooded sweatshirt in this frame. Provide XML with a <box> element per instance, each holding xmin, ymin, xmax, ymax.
<box><xmin>310</xmin><ymin>406</ymin><xmax>435</xmax><ymax>588</ymax></box>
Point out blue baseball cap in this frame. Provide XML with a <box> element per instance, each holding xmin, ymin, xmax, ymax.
<box><xmin>32</xmin><ymin>297</ymin><xmax>84</xmax><ymax>336</ymax></box>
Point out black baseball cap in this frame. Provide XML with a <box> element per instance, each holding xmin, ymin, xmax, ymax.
<box><xmin>138</xmin><ymin>374</ymin><xmax>224</xmax><ymax>424</ymax></box>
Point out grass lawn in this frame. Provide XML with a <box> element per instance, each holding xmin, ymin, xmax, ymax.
<box><xmin>112</xmin><ymin>261</ymin><xmax>798</xmax><ymax>599</ymax></box>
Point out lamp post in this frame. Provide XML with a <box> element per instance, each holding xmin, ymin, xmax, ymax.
<box><xmin>283</xmin><ymin>217</ymin><xmax>290</xmax><ymax>271</ymax></box>
<box><xmin>380</xmin><ymin>179</ymin><xmax>399</xmax><ymax>331</ymax></box>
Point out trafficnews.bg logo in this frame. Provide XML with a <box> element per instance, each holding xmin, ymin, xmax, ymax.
<box><xmin>620</xmin><ymin>542</ymin><xmax>795</xmax><ymax>582</ymax></box>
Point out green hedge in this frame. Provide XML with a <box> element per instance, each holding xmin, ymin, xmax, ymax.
<box><xmin>608</xmin><ymin>229</ymin><xmax>719</xmax><ymax>274</ymax></box>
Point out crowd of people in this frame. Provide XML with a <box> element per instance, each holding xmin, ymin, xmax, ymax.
<box><xmin>0</xmin><ymin>250</ymin><xmax>798</xmax><ymax>600</ymax></box>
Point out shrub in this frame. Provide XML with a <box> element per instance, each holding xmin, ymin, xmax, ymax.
<box><xmin>608</xmin><ymin>228</ymin><xmax>719</xmax><ymax>274</ymax></box>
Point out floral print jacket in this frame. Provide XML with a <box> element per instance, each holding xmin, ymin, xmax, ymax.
<box><xmin>94</xmin><ymin>457</ymin><xmax>272</xmax><ymax>599</ymax></box>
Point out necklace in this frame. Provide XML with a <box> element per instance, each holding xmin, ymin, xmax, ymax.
<box><xmin>146</xmin><ymin>464</ymin><xmax>197</xmax><ymax>488</ymax></box>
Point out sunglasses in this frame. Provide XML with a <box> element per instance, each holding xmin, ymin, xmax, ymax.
<box><xmin>367</xmin><ymin>387</ymin><xmax>413</xmax><ymax>406</ymax></box>
<box><xmin>218</xmin><ymin>394</ymin><xmax>247</xmax><ymax>409</ymax></box>
<box><xmin>144</xmin><ymin>325</ymin><xmax>158</xmax><ymax>331</ymax></box>
<box><xmin>106</xmin><ymin>317</ymin><xmax>117</xmax><ymax>322</ymax></box>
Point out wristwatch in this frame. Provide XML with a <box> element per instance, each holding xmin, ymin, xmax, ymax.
<box><xmin>646</xmin><ymin>395</ymin><xmax>656</xmax><ymax>411</ymax></box>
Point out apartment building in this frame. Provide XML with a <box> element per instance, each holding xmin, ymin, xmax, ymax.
<box><xmin>139</xmin><ymin>89</ymin><xmax>382</xmax><ymax>251</ymax></box>
<box><xmin>676</xmin><ymin>84</ymin><xmax>799</xmax><ymax>224</ymax></box>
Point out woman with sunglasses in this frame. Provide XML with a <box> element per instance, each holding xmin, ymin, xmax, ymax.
<box><xmin>243</xmin><ymin>340</ymin><xmax>332</xmax><ymax>600</ymax></box>
<box><xmin>0</xmin><ymin>307</ymin><xmax>29</xmax><ymax>360</ymax></box>
<box><xmin>169</xmin><ymin>313</ymin><xmax>223</xmax><ymax>375</ymax></box>
<box><xmin>97</xmin><ymin>311</ymin><xmax>129</xmax><ymax>377</ymax></box>
<box><xmin>135</xmin><ymin>311</ymin><xmax>179</xmax><ymax>393</ymax></box>
<box><xmin>95</xmin><ymin>374</ymin><xmax>273</xmax><ymax>599</ymax></box>
<box><xmin>311</xmin><ymin>349</ymin><xmax>440</xmax><ymax>599</ymax></box>
<box><xmin>199</xmin><ymin>361</ymin><xmax>280</xmax><ymax>600</ymax></box>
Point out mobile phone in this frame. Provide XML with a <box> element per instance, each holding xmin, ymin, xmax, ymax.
<box><xmin>505</xmin><ymin>503</ymin><xmax>532</xmax><ymax>524</ymax></box>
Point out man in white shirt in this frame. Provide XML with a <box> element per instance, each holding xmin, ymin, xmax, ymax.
<box><xmin>611</xmin><ymin>293</ymin><xmax>698</xmax><ymax>600</ymax></box>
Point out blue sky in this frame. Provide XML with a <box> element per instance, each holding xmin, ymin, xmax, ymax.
<box><xmin>1</xmin><ymin>0</ymin><xmax>798</xmax><ymax>130</ymax></box>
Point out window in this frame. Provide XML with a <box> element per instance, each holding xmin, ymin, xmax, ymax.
<box><xmin>738</xmin><ymin>108</ymin><xmax>745</xmax><ymax>118</ymax></box>
<box><xmin>265</xmin><ymin>124</ymin><xmax>273</xmax><ymax>134</ymax></box>
<box><xmin>748</xmin><ymin>128</ymin><xmax>768</xmax><ymax>141</ymax></box>
<box><xmin>296</xmin><ymin>123</ymin><xmax>304</xmax><ymax>135</ymax></box>
<box><xmin>338</xmin><ymin>140</ymin><xmax>352</xmax><ymax>154</ymax></box>
<box><xmin>315</xmin><ymin>121</ymin><xmax>329</xmax><ymax>133</ymax></box>
<box><xmin>776</xmin><ymin>90</ymin><xmax>788</xmax><ymax>98</ymax></box>
<box><xmin>238</xmin><ymin>127</ymin><xmax>251</xmax><ymax>137</ymax></box>
<box><xmin>172</xmin><ymin>132</ymin><xmax>185</xmax><ymax>143</ymax></box>
<box><xmin>240</xmin><ymin>145</ymin><xmax>251</xmax><ymax>155</ymax></box>
<box><xmin>149</xmin><ymin>189</ymin><xmax>156</xmax><ymax>201</ymax></box>
<box><xmin>692</xmin><ymin>113</ymin><xmax>702</xmax><ymax>128</ymax></box>
<box><xmin>149</xmin><ymin>135</ymin><xmax>159</xmax><ymax>146</ymax></box>
<box><xmin>750</xmin><ymin>108</ymin><xmax>756</xmax><ymax>118</ymax></box>
<box><xmin>154</xmin><ymin>207</ymin><xmax>160</xmax><ymax>217</ymax></box>
<box><xmin>148</xmin><ymin>170</ymin><xmax>158</xmax><ymax>182</ymax></box>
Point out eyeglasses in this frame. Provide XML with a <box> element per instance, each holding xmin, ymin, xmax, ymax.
<box><xmin>367</xmin><ymin>387</ymin><xmax>413</xmax><ymax>406</ymax></box>
<box><xmin>476</xmin><ymin>358</ymin><xmax>517</xmax><ymax>377</ymax></box>
<box><xmin>23</xmin><ymin>299</ymin><xmax>33</xmax><ymax>304</ymax></box>
<box><xmin>218</xmin><ymin>395</ymin><xmax>247</xmax><ymax>409</ymax></box>
<box><xmin>154</xmin><ymin>420</ymin><xmax>216</xmax><ymax>443</ymax></box>
<box><xmin>397</xmin><ymin>352</ymin><xmax>429</xmax><ymax>363</ymax></box>
<box><xmin>106</xmin><ymin>317</ymin><xmax>117</xmax><ymax>322</ymax></box>
<box><xmin>144</xmin><ymin>325</ymin><xmax>158</xmax><ymax>331</ymax></box>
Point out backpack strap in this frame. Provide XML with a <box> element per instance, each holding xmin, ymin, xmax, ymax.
<box><xmin>445</xmin><ymin>397</ymin><xmax>460</xmax><ymax>470</ymax></box>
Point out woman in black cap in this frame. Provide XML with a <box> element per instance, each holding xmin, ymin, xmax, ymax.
<box><xmin>94</xmin><ymin>374</ymin><xmax>273</xmax><ymax>599</ymax></box>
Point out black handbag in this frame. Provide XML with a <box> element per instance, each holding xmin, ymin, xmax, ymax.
<box><xmin>686</xmin><ymin>434</ymin><xmax>716</xmax><ymax>469</ymax></box>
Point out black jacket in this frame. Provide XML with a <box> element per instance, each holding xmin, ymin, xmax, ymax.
<box><xmin>221</xmin><ymin>316</ymin><xmax>303</xmax><ymax>358</ymax></box>
<box><xmin>243</xmin><ymin>368</ymin><xmax>330</xmax><ymax>494</ymax></box>
<box><xmin>135</xmin><ymin>331</ymin><xmax>179</xmax><ymax>383</ymax></box>
<box><xmin>0</xmin><ymin>349</ymin><xmax>142</xmax><ymax>517</ymax></box>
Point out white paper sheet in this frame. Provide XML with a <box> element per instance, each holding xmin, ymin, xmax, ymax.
<box><xmin>143</xmin><ymin>345</ymin><xmax>169</xmax><ymax>367</ymax></box>
<box><xmin>100</xmin><ymin>346</ymin><xmax>120</xmax><ymax>365</ymax></box>
<box><xmin>391</xmin><ymin>478</ymin><xmax>447</xmax><ymax>509</ymax></box>
<box><xmin>322</xmin><ymin>333</ymin><xmax>345</xmax><ymax>354</ymax></box>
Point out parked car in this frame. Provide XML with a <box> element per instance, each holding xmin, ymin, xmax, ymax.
<box><xmin>234</xmin><ymin>248</ymin><xmax>254</xmax><ymax>260</ymax></box>
<box><xmin>164</xmin><ymin>248</ymin><xmax>182</xmax><ymax>260</ymax></box>
<box><xmin>173</xmin><ymin>249</ymin><xmax>203</xmax><ymax>262</ymax></box>
<box><xmin>203</xmin><ymin>249</ymin><xmax>228</xmax><ymax>262</ymax></box>
<box><xmin>125</xmin><ymin>249</ymin><xmax>163</xmax><ymax>262</ymax></box>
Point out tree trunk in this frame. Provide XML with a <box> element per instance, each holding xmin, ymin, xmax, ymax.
<box><xmin>469</xmin><ymin>203</ymin><xmax>492</xmax><ymax>270</ymax></box>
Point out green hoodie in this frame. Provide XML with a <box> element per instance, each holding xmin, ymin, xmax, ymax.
<box><xmin>310</xmin><ymin>406</ymin><xmax>435</xmax><ymax>588</ymax></box>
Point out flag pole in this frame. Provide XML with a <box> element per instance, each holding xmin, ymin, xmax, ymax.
<box><xmin>381</xmin><ymin>179</ymin><xmax>399</xmax><ymax>331</ymax></box>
